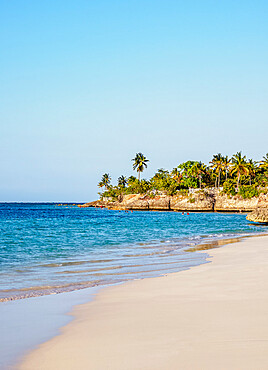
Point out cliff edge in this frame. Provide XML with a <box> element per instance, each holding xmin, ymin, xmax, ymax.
<box><xmin>82</xmin><ymin>189</ymin><xmax>268</xmax><ymax>213</ymax></box>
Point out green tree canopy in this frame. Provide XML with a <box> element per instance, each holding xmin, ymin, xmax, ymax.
<box><xmin>132</xmin><ymin>153</ymin><xmax>149</xmax><ymax>181</ymax></box>
<box><xmin>98</xmin><ymin>173</ymin><xmax>111</xmax><ymax>190</ymax></box>
<box><xmin>231</xmin><ymin>152</ymin><xmax>249</xmax><ymax>189</ymax></box>
<box><xmin>210</xmin><ymin>153</ymin><xmax>225</xmax><ymax>188</ymax></box>
<box><xmin>118</xmin><ymin>175</ymin><xmax>127</xmax><ymax>188</ymax></box>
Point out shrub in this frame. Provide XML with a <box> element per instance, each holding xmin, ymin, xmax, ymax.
<box><xmin>238</xmin><ymin>185</ymin><xmax>260</xmax><ymax>199</ymax></box>
<box><xmin>101</xmin><ymin>187</ymin><xmax>120</xmax><ymax>201</ymax></box>
<box><xmin>223</xmin><ymin>179</ymin><xmax>236</xmax><ymax>196</ymax></box>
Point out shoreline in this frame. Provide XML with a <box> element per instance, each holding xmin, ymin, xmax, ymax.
<box><xmin>82</xmin><ymin>190</ymin><xmax>268</xmax><ymax>213</ymax></box>
<box><xmin>3</xmin><ymin>226</ymin><xmax>263</xmax><ymax>303</ymax></box>
<box><xmin>0</xmin><ymin>287</ymin><xmax>101</xmax><ymax>370</ymax></box>
<box><xmin>2</xmin><ymin>232</ymin><xmax>249</xmax><ymax>367</ymax></box>
<box><xmin>18</xmin><ymin>234</ymin><xmax>268</xmax><ymax>369</ymax></box>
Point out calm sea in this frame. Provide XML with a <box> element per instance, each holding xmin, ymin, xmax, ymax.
<box><xmin>0</xmin><ymin>203</ymin><xmax>267</xmax><ymax>302</ymax></box>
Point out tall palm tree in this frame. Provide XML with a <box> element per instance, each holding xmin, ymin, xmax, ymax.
<box><xmin>231</xmin><ymin>152</ymin><xmax>249</xmax><ymax>189</ymax></box>
<box><xmin>118</xmin><ymin>175</ymin><xmax>127</xmax><ymax>188</ymax></box>
<box><xmin>98</xmin><ymin>173</ymin><xmax>111</xmax><ymax>190</ymax></box>
<box><xmin>191</xmin><ymin>162</ymin><xmax>207</xmax><ymax>189</ymax></box>
<box><xmin>247</xmin><ymin>159</ymin><xmax>257</xmax><ymax>185</ymax></box>
<box><xmin>223</xmin><ymin>156</ymin><xmax>231</xmax><ymax>181</ymax></box>
<box><xmin>171</xmin><ymin>167</ymin><xmax>182</xmax><ymax>184</ymax></box>
<box><xmin>210</xmin><ymin>153</ymin><xmax>225</xmax><ymax>188</ymax></box>
<box><xmin>132</xmin><ymin>153</ymin><xmax>149</xmax><ymax>181</ymax></box>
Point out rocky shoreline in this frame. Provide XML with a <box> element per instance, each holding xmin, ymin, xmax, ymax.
<box><xmin>81</xmin><ymin>189</ymin><xmax>268</xmax><ymax>213</ymax></box>
<box><xmin>246</xmin><ymin>208</ymin><xmax>268</xmax><ymax>223</ymax></box>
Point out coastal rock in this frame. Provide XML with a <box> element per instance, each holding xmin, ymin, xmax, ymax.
<box><xmin>256</xmin><ymin>193</ymin><xmax>268</xmax><ymax>208</ymax></box>
<box><xmin>120</xmin><ymin>194</ymin><xmax>148</xmax><ymax>210</ymax></box>
<box><xmin>148</xmin><ymin>196</ymin><xmax>170</xmax><ymax>210</ymax></box>
<box><xmin>214</xmin><ymin>194</ymin><xmax>259</xmax><ymax>212</ymax></box>
<box><xmin>246</xmin><ymin>208</ymin><xmax>268</xmax><ymax>223</ymax></box>
<box><xmin>170</xmin><ymin>190</ymin><xmax>215</xmax><ymax>211</ymax></box>
<box><xmin>126</xmin><ymin>199</ymin><xmax>149</xmax><ymax>210</ymax></box>
<box><xmin>214</xmin><ymin>192</ymin><xmax>268</xmax><ymax>212</ymax></box>
<box><xmin>82</xmin><ymin>190</ymin><xmax>268</xmax><ymax>212</ymax></box>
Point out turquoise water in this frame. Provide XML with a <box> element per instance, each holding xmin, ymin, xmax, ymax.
<box><xmin>0</xmin><ymin>203</ymin><xmax>267</xmax><ymax>301</ymax></box>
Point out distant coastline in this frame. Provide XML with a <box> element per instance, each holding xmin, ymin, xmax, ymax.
<box><xmin>89</xmin><ymin>151</ymin><xmax>268</xmax><ymax>214</ymax></box>
<box><xmin>81</xmin><ymin>188</ymin><xmax>268</xmax><ymax>213</ymax></box>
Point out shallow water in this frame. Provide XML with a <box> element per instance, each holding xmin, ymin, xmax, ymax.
<box><xmin>0</xmin><ymin>286</ymin><xmax>99</xmax><ymax>369</ymax></box>
<box><xmin>0</xmin><ymin>203</ymin><xmax>267</xmax><ymax>301</ymax></box>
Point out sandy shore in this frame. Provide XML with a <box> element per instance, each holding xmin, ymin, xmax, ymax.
<box><xmin>19</xmin><ymin>235</ymin><xmax>268</xmax><ymax>370</ymax></box>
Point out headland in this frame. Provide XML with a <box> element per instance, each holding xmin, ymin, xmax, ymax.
<box><xmin>81</xmin><ymin>189</ymin><xmax>268</xmax><ymax>213</ymax></box>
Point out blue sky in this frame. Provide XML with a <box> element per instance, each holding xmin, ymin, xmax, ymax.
<box><xmin>1</xmin><ymin>0</ymin><xmax>268</xmax><ymax>202</ymax></box>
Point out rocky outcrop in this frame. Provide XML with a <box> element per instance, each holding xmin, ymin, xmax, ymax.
<box><xmin>170</xmin><ymin>190</ymin><xmax>215</xmax><ymax>211</ymax></box>
<box><xmin>214</xmin><ymin>194</ymin><xmax>258</xmax><ymax>212</ymax></box>
<box><xmin>246</xmin><ymin>208</ymin><xmax>268</xmax><ymax>223</ymax></box>
<box><xmin>148</xmin><ymin>197</ymin><xmax>170</xmax><ymax>210</ymax></box>
<box><xmin>214</xmin><ymin>193</ymin><xmax>268</xmax><ymax>212</ymax></box>
<box><xmin>82</xmin><ymin>190</ymin><xmax>268</xmax><ymax>213</ymax></box>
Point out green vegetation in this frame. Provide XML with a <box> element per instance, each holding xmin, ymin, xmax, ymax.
<box><xmin>230</xmin><ymin>151</ymin><xmax>249</xmax><ymax>189</ymax></box>
<box><xmin>132</xmin><ymin>153</ymin><xmax>149</xmax><ymax>181</ymax></box>
<box><xmin>210</xmin><ymin>153</ymin><xmax>225</xmax><ymax>187</ymax></box>
<box><xmin>98</xmin><ymin>173</ymin><xmax>111</xmax><ymax>190</ymax></box>
<box><xmin>98</xmin><ymin>152</ymin><xmax>268</xmax><ymax>200</ymax></box>
<box><xmin>238</xmin><ymin>185</ymin><xmax>260</xmax><ymax>199</ymax></box>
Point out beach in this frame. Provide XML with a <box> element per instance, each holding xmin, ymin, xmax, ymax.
<box><xmin>18</xmin><ymin>235</ymin><xmax>268</xmax><ymax>370</ymax></box>
<box><xmin>2</xmin><ymin>0</ymin><xmax>268</xmax><ymax>368</ymax></box>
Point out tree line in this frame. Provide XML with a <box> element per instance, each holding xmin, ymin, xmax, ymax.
<box><xmin>98</xmin><ymin>152</ymin><xmax>268</xmax><ymax>199</ymax></box>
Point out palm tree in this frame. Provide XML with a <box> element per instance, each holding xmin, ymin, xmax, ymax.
<box><xmin>210</xmin><ymin>153</ymin><xmax>225</xmax><ymax>188</ymax></box>
<box><xmin>223</xmin><ymin>156</ymin><xmax>231</xmax><ymax>181</ymax></box>
<box><xmin>260</xmin><ymin>153</ymin><xmax>268</xmax><ymax>171</ymax></box>
<box><xmin>128</xmin><ymin>175</ymin><xmax>137</xmax><ymax>183</ymax></box>
<box><xmin>191</xmin><ymin>162</ymin><xmax>207</xmax><ymax>189</ymax></box>
<box><xmin>98</xmin><ymin>173</ymin><xmax>111</xmax><ymax>190</ymax></box>
<box><xmin>132</xmin><ymin>153</ymin><xmax>149</xmax><ymax>181</ymax></box>
<box><xmin>231</xmin><ymin>152</ymin><xmax>249</xmax><ymax>190</ymax></box>
<box><xmin>171</xmin><ymin>167</ymin><xmax>182</xmax><ymax>184</ymax></box>
<box><xmin>260</xmin><ymin>153</ymin><xmax>268</xmax><ymax>183</ymax></box>
<box><xmin>247</xmin><ymin>159</ymin><xmax>257</xmax><ymax>185</ymax></box>
<box><xmin>118</xmin><ymin>175</ymin><xmax>127</xmax><ymax>188</ymax></box>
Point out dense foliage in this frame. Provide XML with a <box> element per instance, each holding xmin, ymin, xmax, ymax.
<box><xmin>98</xmin><ymin>152</ymin><xmax>268</xmax><ymax>200</ymax></box>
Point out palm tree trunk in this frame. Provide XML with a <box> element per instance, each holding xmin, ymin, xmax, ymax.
<box><xmin>215</xmin><ymin>176</ymin><xmax>217</xmax><ymax>188</ymax></box>
<box><xmin>237</xmin><ymin>172</ymin><xmax>240</xmax><ymax>190</ymax></box>
<box><xmin>218</xmin><ymin>169</ymin><xmax>221</xmax><ymax>188</ymax></box>
<box><xmin>138</xmin><ymin>171</ymin><xmax>140</xmax><ymax>181</ymax></box>
<box><xmin>199</xmin><ymin>175</ymin><xmax>201</xmax><ymax>189</ymax></box>
<box><xmin>249</xmin><ymin>175</ymin><xmax>252</xmax><ymax>186</ymax></box>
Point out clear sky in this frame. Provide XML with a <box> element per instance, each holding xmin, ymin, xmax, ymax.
<box><xmin>1</xmin><ymin>0</ymin><xmax>268</xmax><ymax>202</ymax></box>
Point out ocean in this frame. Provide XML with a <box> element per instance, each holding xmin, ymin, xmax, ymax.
<box><xmin>1</xmin><ymin>203</ymin><xmax>267</xmax><ymax>302</ymax></box>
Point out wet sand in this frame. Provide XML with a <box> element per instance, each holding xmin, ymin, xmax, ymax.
<box><xmin>19</xmin><ymin>235</ymin><xmax>268</xmax><ymax>370</ymax></box>
<box><xmin>0</xmin><ymin>287</ymin><xmax>100</xmax><ymax>369</ymax></box>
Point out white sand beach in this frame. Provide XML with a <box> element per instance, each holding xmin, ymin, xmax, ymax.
<box><xmin>19</xmin><ymin>235</ymin><xmax>268</xmax><ymax>370</ymax></box>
